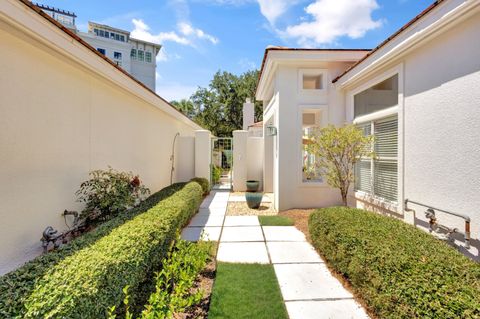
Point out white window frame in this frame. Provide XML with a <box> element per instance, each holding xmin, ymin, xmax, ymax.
<box><xmin>297</xmin><ymin>104</ymin><xmax>329</xmax><ymax>188</ymax></box>
<box><xmin>298</xmin><ymin>69</ymin><xmax>327</xmax><ymax>95</ymax></box>
<box><xmin>138</xmin><ymin>50</ymin><xmax>144</xmax><ymax>62</ymax></box>
<box><xmin>355</xmin><ymin>116</ymin><xmax>398</xmax><ymax>205</ymax></box>
<box><xmin>113</xmin><ymin>51</ymin><xmax>122</xmax><ymax>61</ymax></box>
<box><xmin>145</xmin><ymin>51</ymin><xmax>152</xmax><ymax>63</ymax></box>
<box><xmin>346</xmin><ymin>63</ymin><xmax>404</xmax><ymax>213</ymax></box>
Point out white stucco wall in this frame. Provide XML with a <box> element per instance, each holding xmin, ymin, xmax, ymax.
<box><xmin>274</xmin><ymin>62</ymin><xmax>356</xmax><ymax>210</ymax></box>
<box><xmin>194</xmin><ymin>130</ymin><xmax>211</xmax><ymax>181</ymax></box>
<box><xmin>344</xmin><ymin>9</ymin><xmax>480</xmax><ymax>259</ymax></box>
<box><xmin>402</xmin><ymin>12</ymin><xmax>480</xmax><ymax>258</ymax></box>
<box><xmin>232</xmin><ymin>130</ymin><xmax>248</xmax><ymax>191</ymax></box>
<box><xmin>0</xmin><ymin>9</ymin><xmax>200</xmax><ymax>274</ymax></box>
<box><xmin>263</xmin><ymin>96</ymin><xmax>277</xmax><ymax>194</ymax></box>
<box><xmin>176</xmin><ymin>136</ymin><xmax>195</xmax><ymax>182</ymax></box>
<box><xmin>131</xmin><ymin>59</ymin><xmax>156</xmax><ymax>92</ymax></box>
<box><xmin>242</xmin><ymin>100</ymin><xmax>255</xmax><ymax>131</ymax></box>
<box><xmin>246</xmin><ymin>137</ymin><xmax>264</xmax><ymax>188</ymax></box>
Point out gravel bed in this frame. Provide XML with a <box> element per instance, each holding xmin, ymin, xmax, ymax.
<box><xmin>226</xmin><ymin>201</ymin><xmax>276</xmax><ymax>216</ymax></box>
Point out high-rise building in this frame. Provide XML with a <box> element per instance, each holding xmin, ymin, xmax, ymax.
<box><xmin>36</xmin><ymin>3</ymin><xmax>161</xmax><ymax>91</ymax></box>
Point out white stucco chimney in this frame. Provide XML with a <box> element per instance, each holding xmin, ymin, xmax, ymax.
<box><xmin>243</xmin><ymin>98</ymin><xmax>254</xmax><ymax>131</ymax></box>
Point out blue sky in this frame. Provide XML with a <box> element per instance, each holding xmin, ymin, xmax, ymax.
<box><xmin>38</xmin><ymin>0</ymin><xmax>433</xmax><ymax>101</ymax></box>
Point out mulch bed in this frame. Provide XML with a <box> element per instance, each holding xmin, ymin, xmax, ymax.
<box><xmin>177</xmin><ymin>258</ymin><xmax>217</xmax><ymax>319</ymax></box>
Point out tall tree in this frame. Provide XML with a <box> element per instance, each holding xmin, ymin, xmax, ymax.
<box><xmin>170</xmin><ymin>99</ymin><xmax>197</xmax><ymax>119</ymax></box>
<box><xmin>189</xmin><ymin>70</ymin><xmax>262</xmax><ymax>137</ymax></box>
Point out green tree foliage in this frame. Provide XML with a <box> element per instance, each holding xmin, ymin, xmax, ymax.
<box><xmin>169</xmin><ymin>99</ymin><xmax>198</xmax><ymax>119</ymax></box>
<box><xmin>171</xmin><ymin>70</ymin><xmax>262</xmax><ymax>137</ymax></box>
<box><xmin>306</xmin><ymin>125</ymin><xmax>374</xmax><ymax>206</ymax></box>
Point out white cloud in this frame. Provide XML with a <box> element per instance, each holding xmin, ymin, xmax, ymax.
<box><xmin>156</xmin><ymin>48</ymin><xmax>181</xmax><ymax>62</ymax></box>
<box><xmin>178</xmin><ymin>22</ymin><xmax>219</xmax><ymax>44</ymax></box>
<box><xmin>200</xmin><ymin>0</ymin><xmax>294</xmax><ymax>25</ymax></box>
<box><xmin>257</xmin><ymin>0</ymin><xmax>291</xmax><ymax>25</ymax></box>
<box><xmin>284</xmin><ymin>0</ymin><xmax>382</xmax><ymax>45</ymax></box>
<box><xmin>131</xmin><ymin>19</ymin><xmax>190</xmax><ymax>45</ymax></box>
<box><xmin>200</xmin><ymin>0</ymin><xmax>250</xmax><ymax>4</ymax></box>
<box><xmin>131</xmin><ymin>19</ymin><xmax>218</xmax><ymax>47</ymax></box>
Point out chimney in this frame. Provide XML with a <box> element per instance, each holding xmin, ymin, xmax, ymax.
<box><xmin>243</xmin><ymin>98</ymin><xmax>254</xmax><ymax>131</ymax></box>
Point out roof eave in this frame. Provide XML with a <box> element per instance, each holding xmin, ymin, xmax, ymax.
<box><xmin>255</xmin><ymin>48</ymin><xmax>371</xmax><ymax>101</ymax></box>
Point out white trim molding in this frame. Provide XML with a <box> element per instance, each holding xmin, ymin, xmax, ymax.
<box><xmin>298</xmin><ymin>68</ymin><xmax>327</xmax><ymax>95</ymax></box>
<box><xmin>346</xmin><ymin>63</ymin><xmax>405</xmax><ymax>214</ymax></box>
<box><xmin>297</xmin><ymin>104</ymin><xmax>329</xmax><ymax>188</ymax></box>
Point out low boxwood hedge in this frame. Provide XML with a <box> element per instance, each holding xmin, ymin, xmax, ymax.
<box><xmin>309</xmin><ymin>207</ymin><xmax>480</xmax><ymax>318</ymax></box>
<box><xmin>0</xmin><ymin>181</ymin><xmax>203</xmax><ymax>319</ymax></box>
<box><xmin>190</xmin><ymin>177</ymin><xmax>210</xmax><ymax>196</ymax></box>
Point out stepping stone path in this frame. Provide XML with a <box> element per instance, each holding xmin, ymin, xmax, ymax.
<box><xmin>182</xmin><ymin>190</ymin><xmax>370</xmax><ymax>319</ymax></box>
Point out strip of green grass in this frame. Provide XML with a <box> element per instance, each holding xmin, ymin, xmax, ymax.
<box><xmin>258</xmin><ymin>215</ymin><xmax>294</xmax><ymax>226</ymax></box>
<box><xmin>209</xmin><ymin>263</ymin><xmax>288</xmax><ymax>319</ymax></box>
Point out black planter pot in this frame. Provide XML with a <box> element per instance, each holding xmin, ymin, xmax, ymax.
<box><xmin>245</xmin><ymin>192</ymin><xmax>263</xmax><ymax>209</ymax></box>
<box><xmin>246</xmin><ymin>180</ymin><xmax>260</xmax><ymax>192</ymax></box>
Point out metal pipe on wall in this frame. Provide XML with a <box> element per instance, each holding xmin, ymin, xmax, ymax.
<box><xmin>405</xmin><ymin>199</ymin><xmax>471</xmax><ymax>249</ymax></box>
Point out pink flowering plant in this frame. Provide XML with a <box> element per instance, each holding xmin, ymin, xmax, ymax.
<box><xmin>76</xmin><ymin>167</ymin><xmax>150</xmax><ymax>223</ymax></box>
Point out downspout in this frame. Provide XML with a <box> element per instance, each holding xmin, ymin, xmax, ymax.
<box><xmin>170</xmin><ymin>133</ymin><xmax>180</xmax><ymax>185</ymax></box>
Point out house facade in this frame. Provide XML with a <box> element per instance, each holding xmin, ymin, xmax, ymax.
<box><xmin>0</xmin><ymin>0</ymin><xmax>207</xmax><ymax>275</ymax></box>
<box><xmin>36</xmin><ymin>4</ymin><xmax>161</xmax><ymax>91</ymax></box>
<box><xmin>256</xmin><ymin>0</ymin><xmax>480</xmax><ymax>259</ymax></box>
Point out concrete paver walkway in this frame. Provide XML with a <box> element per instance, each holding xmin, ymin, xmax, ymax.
<box><xmin>182</xmin><ymin>190</ymin><xmax>369</xmax><ymax>319</ymax></box>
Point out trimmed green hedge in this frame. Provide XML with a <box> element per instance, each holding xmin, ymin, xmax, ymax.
<box><xmin>309</xmin><ymin>207</ymin><xmax>480</xmax><ymax>319</ymax></box>
<box><xmin>190</xmin><ymin>177</ymin><xmax>210</xmax><ymax>196</ymax></box>
<box><xmin>0</xmin><ymin>182</ymin><xmax>203</xmax><ymax>319</ymax></box>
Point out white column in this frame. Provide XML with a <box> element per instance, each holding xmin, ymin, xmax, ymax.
<box><xmin>195</xmin><ymin>130</ymin><xmax>211</xmax><ymax>181</ymax></box>
<box><xmin>242</xmin><ymin>98</ymin><xmax>255</xmax><ymax>131</ymax></box>
<box><xmin>233</xmin><ymin>130</ymin><xmax>248</xmax><ymax>191</ymax></box>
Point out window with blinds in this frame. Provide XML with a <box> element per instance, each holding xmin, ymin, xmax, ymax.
<box><xmin>355</xmin><ymin>116</ymin><xmax>398</xmax><ymax>202</ymax></box>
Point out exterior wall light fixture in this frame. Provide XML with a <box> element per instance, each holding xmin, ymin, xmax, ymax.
<box><xmin>266</xmin><ymin>125</ymin><xmax>277</xmax><ymax>136</ymax></box>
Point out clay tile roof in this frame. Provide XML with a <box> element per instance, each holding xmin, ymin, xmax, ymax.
<box><xmin>249</xmin><ymin>121</ymin><xmax>263</xmax><ymax>128</ymax></box>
